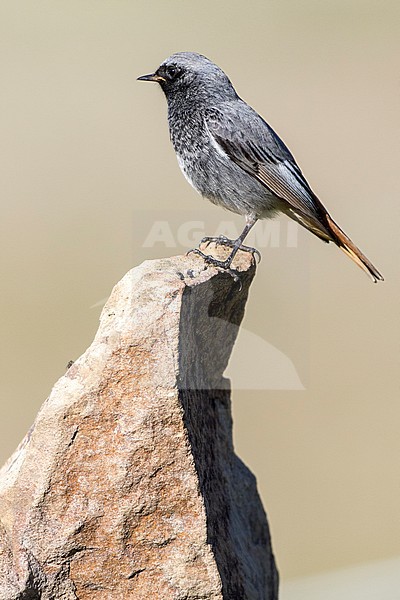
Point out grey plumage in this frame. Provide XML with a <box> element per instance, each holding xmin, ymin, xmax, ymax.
<box><xmin>138</xmin><ymin>52</ymin><xmax>383</xmax><ymax>282</ymax></box>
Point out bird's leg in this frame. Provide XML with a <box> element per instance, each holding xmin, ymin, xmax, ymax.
<box><xmin>188</xmin><ymin>214</ymin><xmax>259</xmax><ymax>277</ymax></box>
<box><xmin>199</xmin><ymin>215</ymin><xmax>261</xmax><ymax>262</ymax></box>
<box><xmin>200</xmin><ymin>234</ymin><xmax>261</xmax><ymax>263</ymax></box>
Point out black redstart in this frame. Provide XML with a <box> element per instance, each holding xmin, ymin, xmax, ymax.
<box><xmin>138</xmin><ymin>52</ymin><xmax>383</xmax><ymax>282</ymax></box>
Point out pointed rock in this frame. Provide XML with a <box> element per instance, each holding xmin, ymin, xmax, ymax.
<box><xmin>0</xmin><ymin>246</ymin><xmax>278</xmax><ymax>599</ymax></box>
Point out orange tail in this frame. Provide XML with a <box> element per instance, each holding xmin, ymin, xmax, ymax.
<box><xmin>325</xmin><ymin>215</ymin><xmax>384</xmax><ymax>283</ymax></box>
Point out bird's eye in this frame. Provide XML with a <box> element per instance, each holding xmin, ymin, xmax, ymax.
<box><xmin>166</xmin><ymin>65</ymin><xmax>179</xmax><ymax>80</ymax></box>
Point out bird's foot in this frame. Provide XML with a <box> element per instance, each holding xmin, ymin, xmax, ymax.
<box><xmin>187</xmin><ymin>248</ymin><xmax>242</xmax><ymax>288</ymax></box>
<box><xmin>200</xmin><ymin>235</ymin><xmax>261</xmax><ymax>263</ymax></box>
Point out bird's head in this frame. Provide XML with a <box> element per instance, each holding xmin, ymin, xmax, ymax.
<box><xmin>137</xmin><ymin>52</ymin><xmax>237</xmax><ymax>103</ymax></box>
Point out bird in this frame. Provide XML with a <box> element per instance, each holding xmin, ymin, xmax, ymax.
<box><xmin>138</xmin><ymin>52</ymin><xmax>383</xmax><ymax>283</ymax></box>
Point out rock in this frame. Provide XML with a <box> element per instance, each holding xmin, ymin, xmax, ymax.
<box><xmin>0</xmin><ymin>245</ymin><xmax>278</xmax><ymax>599</ymax></box>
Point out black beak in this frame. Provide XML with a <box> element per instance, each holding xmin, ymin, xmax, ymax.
<box><xmin>137</xmin><ymin>73</ymin><xmax>165</xmax><ymax>83</ymax></box>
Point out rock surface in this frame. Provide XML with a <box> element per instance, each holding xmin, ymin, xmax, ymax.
<box><xmin>0</xmin><ymin>245</ymin><xmax>278</xmax><ymax>599</ymax></box>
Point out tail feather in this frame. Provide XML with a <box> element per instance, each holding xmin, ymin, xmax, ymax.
<box><xmin>284</xmin><ymin>205</ymin><xmax>384</xmax><ymax>282</ymax></box>
<box><xmin>325</xmin><ymin>214</ymin><xmax>384</xmax><ymax>283</ymax></box>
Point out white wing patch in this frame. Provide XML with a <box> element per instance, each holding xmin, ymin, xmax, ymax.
<box><xmin>204</xmin><ymin>120</ymin><xmax>229</xmax><ymax>159</ymax></box>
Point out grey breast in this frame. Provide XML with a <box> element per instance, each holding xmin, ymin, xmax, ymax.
<box><xmin>168</xmin><ymin>103</ymin><xmax>276</xmax><ymax>218</ymax></box>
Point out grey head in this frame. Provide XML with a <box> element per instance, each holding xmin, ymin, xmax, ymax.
<box><xmin>137</xmin><ymin>52</ymin><xmax>238</xmax><ymax>104</ymax></box>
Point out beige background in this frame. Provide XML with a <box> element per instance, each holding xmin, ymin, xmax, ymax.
<box><xmin>0</xmin><ymin>0</ymin><xmax>399</xmax><ymax>586</ymax></box>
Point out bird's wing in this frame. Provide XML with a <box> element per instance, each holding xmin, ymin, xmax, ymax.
<box><xmin>205</xmin><ymin>101</ymin><xmax>333</xmax><ymax>241</ymax></box>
